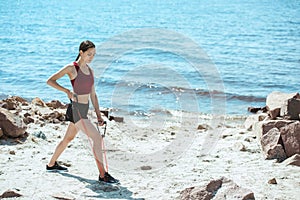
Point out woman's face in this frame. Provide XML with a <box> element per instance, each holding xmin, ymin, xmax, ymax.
<box><xmin>81</xmin><ymin>48</ymin><xmax>96</xmax><ymax>63</ymax></box>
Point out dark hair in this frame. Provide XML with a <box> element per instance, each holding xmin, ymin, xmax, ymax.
<box><xmin>75</xmin><ymin>40</ymin><xmax>96</xmax><ymax>61</ymax></box>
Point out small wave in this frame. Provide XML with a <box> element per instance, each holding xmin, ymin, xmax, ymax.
<box><xmin>97</xmin><ymin>79</ymin><xmax>266</xmax><ymax>103</ymax></box>
<box><xmin>227</xmin><ymin>94</ymin><xmax>266</xmax><ymax>102</ymax></box>
<box><xmin>149</xmin><ymin>108</ymin><xmax>173</xmax><ymax>116</ymax></box>
<box><xmin>129</xmin><ymin>110</ymin><xmax>154</xmax><ymax>117</ymax></box>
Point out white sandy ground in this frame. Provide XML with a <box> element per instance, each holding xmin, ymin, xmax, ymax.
<box><xmin>0</xmin><ymin>108</ymin><xmax>299</xmax><ymax>200</ymax></box>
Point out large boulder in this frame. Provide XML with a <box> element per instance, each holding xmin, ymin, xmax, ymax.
<box><xmin>253</xmin><ymin>120</ymin><xmax>292</xmax><ymax>140</ymax></box>
<box><xmin>280</xmin><ymin>121</ymin><xmax>300</xmax><ymax>157</ymax></box>
<box><xmin>249</xmin><ymin>91</ymin><xmax>300</xmax><ymax>163</ymax></box>
<box><xmin>177</xmin><ymin>177</ymin><xmax>255</xmax><ymax>200</ymax></box>
<box><xmin>266</xmin><ymin>91</ymin><xmax>297</xmax><ymax>111</ymax></box>
<box><xmin>260</xmin><ymin>127</ymin><xmax>286</xmax><ymax>161</ymax></box>
<box><xmin>266</xmin><ymin>91</ymin><xmax>298</xmax><ymax>119</ymax></box>
<box><xmin>280</xmin><ymin>98</ymin><xmax>300</xmax><ymax>120</ymax></box>
<box><xmin>0</xmin><ymin>107</ymin><xmax>27</xmax><ymax>138</ymax></box>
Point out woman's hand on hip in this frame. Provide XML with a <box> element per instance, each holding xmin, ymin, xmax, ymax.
<box><xmin>66</xmin><ymin>89</ymin><xmax>74</xmax><ymax>100</ymax></box>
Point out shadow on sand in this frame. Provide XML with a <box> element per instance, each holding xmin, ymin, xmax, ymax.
<box><xmin>58</xmin><ymin>172</ymin><xmax>144</xmax><ymax>200</ymax></box>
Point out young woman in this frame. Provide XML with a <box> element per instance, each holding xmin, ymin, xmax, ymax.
<box><xmin>46</xmin><ymin>40</ymin><xmax>118</xmax><ymax>184</ymax></box>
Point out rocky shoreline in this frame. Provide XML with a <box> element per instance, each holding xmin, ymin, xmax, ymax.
<box><xmin>245</xmin><ymin>91</ymin><xmax>300</xmax><ymax>165</ymax></box>
<box><xmin>0</xmin><ymin>93</ymin><xmax>299</xmax><ymax>200</ymax></box>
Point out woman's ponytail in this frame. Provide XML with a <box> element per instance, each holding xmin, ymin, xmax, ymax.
<box><xmin>75</xmin><ymin>53</ymin><xmax>80</xmax><ymax>61</ymax></box>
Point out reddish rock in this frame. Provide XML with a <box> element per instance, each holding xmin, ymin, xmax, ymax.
<box><xmin>177</xmin><ymin>177</ymin><xmax>255</xmax><ymax>200</ymax></box>
<box><xmin>0</xmin><ymin>189</ymin><xmax>22</xmax><ymax>198</ymax></box>
<box><xmin>293</xmin><ymin>93</ymin><xmax>300</xmax><ymax>99</ymax></box>
<box><xmin>10</xmin><ymin>96</ymin><xmax>28</xmax><ymax>104</ymax></box>
<box><xmin>32</xmin><ymin>97</ymin><xmax>46</xmax><ymax>107</ymax></box>
<box><xmin>215</xmin><ymin>178</ymin><xmax>255</xmax><ymax>200</ymax></box>
<box><xmin>280</xmin><ymin>121</ymin><xmax>300</xmax><ymax>157</ymax></box>
<box><xmin>23</xmin><ymin>112</ymin><xmax>31</xmax><ymax>118</ymax></box>
<box><xmin>0</xmin><ymin>107</ymin><xmax>27</xmax><ymax>138</ymax></box>
<box><xmin>49</xmin><ymin>111</ymin><xmax>64</xmax><ymax>119</ymax></box>
<box><xmin>178</xmin><ymin>179</ymin><xmax>222</xmax><ymax>200</ymax></box>
<box><xmin>262</xmin><ymin>120</ymin><xmax>292</xmax><ymax>136</ymax></box>
<box><xmin>1</xmin><ymin>99</ymin><xmax>18</xmax><ymax>110</ymax></box>
<box><xmin>46</xmin><ymin>100</ymin><xmax>66</xmax><ymax>109</ymax></box>
<box><xmin>280</xmin><ymin>98</ymin><xmax>300</xmax><ymax>120</ymax></box>
<box><xmin>260</xmin><ymin>128</ymin><xmax>286</xmax><ymax>161</ymax></box>
<box><xmin>254</xmin><ymin>120</ymin><xmax>292</xmax><ymax>140</ymax></box>
<box><xmin>268</xmin><ymin>178</ymin><xmax>277</xmax><ymax>184</ymax></box>
<box><xmin>248</xmin><ymin>107</ymin><xmax>262</xmax><ymax>113</ymax></box>
<box><xmin>268</xmin><ymin>108</ymin><xmax>280</xmax><ymax>120</ymax></box>
<box><xmin>1</xmin><ymin>96</ymin><xmax>28</xmax><ymax>110</ymax></box>
<box><xmin>109</xmin><ymin>116</ymin><xmax>124</xmax><ymax>122</ymax></box>
<box><xmin>23</xmin><ymin>116</ymin><xmax>34</xmax><ymax>124</ymax></box>
<box><xmin>9</xmin><ymin>150</ymin><xmax>16</xmax><ymax>155</ymax></box>
<box><xmin>197</xmin><ymin>124</ymin><xmax>212</xmax><ymax>130</ymax></box>
<box><xmin>43</xmin><ymin>111</ymin><xmax>65</xmax><ymax>122</ymax></box>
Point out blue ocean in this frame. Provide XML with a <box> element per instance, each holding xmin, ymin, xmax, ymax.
<box><xmin>0</xmin><ymin>0</ymin><xmax>299</xmax><ymax>117</ymax></box>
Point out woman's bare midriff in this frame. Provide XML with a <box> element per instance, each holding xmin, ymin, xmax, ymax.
<box><xmin>73</xmin><ymin>93</ymin><xmax>90</xmax><ymax>104</ymax></box>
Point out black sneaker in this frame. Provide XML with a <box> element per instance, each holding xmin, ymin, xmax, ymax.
<box><xmin>46</xmin><ymin>161</ymin><xmax>68</xmax><ymax>172</ymax></box>
<box><xmin>99</xmin><ymin>172</ymin><xmax>119</xmax><ymax>184</ymax></box>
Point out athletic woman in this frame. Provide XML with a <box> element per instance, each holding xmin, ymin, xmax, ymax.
<box><xmin>46</xmin><ymin>40</ymin><xmax>118</xmax><ymax>184</ymax></box>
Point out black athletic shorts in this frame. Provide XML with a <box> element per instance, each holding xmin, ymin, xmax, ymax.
<box><xmin>65</xmin><ymin>100</ymin><xmax>89</xmax><ymax>123</ymax></box>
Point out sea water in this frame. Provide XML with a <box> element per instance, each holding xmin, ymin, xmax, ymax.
<box><xmin>0</xmin><ymin>0</ymin><xmax>299</xmax><ymax>117</ymax></box>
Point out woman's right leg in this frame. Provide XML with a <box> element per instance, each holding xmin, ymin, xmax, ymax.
<box><xmin>48</xmin><ymin>122</ymin><xmax>78</xmax><ymax>167</ymax></box>
<box><xmin>75</xmin><ymin>119</ymin><xmax>119</xmax><ymax>183</ymax></box>
<box><xmin>75</xmin><ymin>119</ymin><xmax>106</xmax><ymax>177</ymax></box>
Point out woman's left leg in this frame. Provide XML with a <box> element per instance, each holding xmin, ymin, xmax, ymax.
<box><xmin>47</xmin><ymin>122</ymin><xmax>78</xmax><ymax>170</ymax></box>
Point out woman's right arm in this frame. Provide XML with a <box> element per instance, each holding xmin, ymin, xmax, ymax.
<box><xmin>46</xmin><ymin>65</ymin><xmax>73</xmax><ymax>99</ymax></box>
